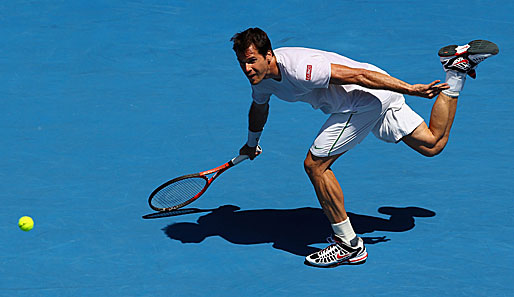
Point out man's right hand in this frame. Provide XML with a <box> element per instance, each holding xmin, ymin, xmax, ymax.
<box><xmin>239</xmin><ymin>144</ymin><xmax>262</xmax><ymax>160</ymax></box>
<box><xmin>409</xmin><ymin>80</ymin><xmax>450</xmax><ymax>99</ymax></box>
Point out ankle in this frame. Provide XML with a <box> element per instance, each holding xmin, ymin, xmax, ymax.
<box><xmin>442</xmin><ymin>90</ymin><xmax>460</xmax><ymax>98</ymax></box>
<box><xmin>443</xmin><ymin>70</ymin><xmax>466</xmax><ymax>97</ymax></box>
<box><xmin>332</xmin><ymin>217</ymin><xmax>357</xmax><ymax>245</ymax></box>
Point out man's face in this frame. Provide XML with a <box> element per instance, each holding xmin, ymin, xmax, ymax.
<box><xmin>236</xmin><ymin>44</ymin><xmax>271</xmax><ymax>85</ymax></box>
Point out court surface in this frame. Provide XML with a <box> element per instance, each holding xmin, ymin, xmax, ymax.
<box><xmin>1</xmin><ymin>1</ymin><xmax>513</xmax><ymax>296</ymax></box>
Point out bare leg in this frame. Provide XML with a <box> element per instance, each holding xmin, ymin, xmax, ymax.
<box><xmin>402</xmin><ymin>92</ymin><xmax>458</xmax><ymax>156</ymax></box>
<box><xmin>304</xmin><ymin>151</ymin><xmax>347</xmax><ymax>223</ymax></box>
<box><xmin>303</xmin><ymin>151</ymin><xmax>369</xmax><ymax>266</ymax></box>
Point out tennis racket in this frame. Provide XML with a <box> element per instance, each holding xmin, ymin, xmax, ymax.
<box><xmin>148</xmin><ymin>149</ymin><xmax>259</xmax><ymax>212</ymax></box>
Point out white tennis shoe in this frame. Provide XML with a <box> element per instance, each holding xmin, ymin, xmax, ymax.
<box><xmin>305</xmin><ymin>235</ymin><xmax>367</xmax><ymax>267</ymax></box>
<box><xmin>438</xmin><ymin>40</ymin><xmax>499</xmax><ymax>79</ymax></box>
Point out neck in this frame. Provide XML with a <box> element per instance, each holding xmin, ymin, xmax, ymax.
<box><xmin>265</xmin><ymin>56</ymin><xmax>281</xmax><ymax>81</ymax></box>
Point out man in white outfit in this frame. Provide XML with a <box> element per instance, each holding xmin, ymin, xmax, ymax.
<box><xmin>231</xmin><ymin>27</ymin><xmax>498</xmax><ymax>267</ymax></box>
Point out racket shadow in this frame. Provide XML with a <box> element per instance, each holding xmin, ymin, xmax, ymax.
<box><xmin>161</xmin><ymin>205</ymin><xmax>436</xmax><ymax>257</ymax></box>
<box><xmin>142</xmin><ymin>208</ymin><xmax>215</xmax><ymax>219</ymax></box>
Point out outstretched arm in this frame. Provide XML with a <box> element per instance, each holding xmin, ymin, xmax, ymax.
<box><xmin>248</xmin><ymin>101</ymin><xmax>269</xmax><ymax>133</ymax></box>
<box><xmin>329</xmin><ymin>64</ymin><xmax>449</xmax><ymax>99</ymax></box>
<box><xmin>240</xmin><ymin>101</ymin><xmax>269</xmax><ymax>159</ymax></box>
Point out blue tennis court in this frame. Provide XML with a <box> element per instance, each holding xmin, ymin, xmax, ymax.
<box><xmin>2</xmin><ymin>1</ymin><xmax>513</xmax><ymax>296</ymax></box>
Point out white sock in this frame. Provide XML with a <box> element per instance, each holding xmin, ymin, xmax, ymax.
<box><xmin>331</xmin><ymin>217</ymin><xmax>357</xmax><ymax>246</ymax></box>
<box><xmin>442</xmin><ymin>70</ymin><xmax>466</xmax><ymax>97</ymax></box>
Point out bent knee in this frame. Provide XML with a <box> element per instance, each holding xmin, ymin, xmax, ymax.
<box><xmin>404</xmin><ymin>134</ymin><xmax>449</xmax><ymax>157</ymax></box>
<box><xmin>418</xmin><ymin>141</ymin><xmax>447</xmax><ymax>157</ymax></box>
<box><xmin>303</xmin><ymin>156</ymin><xmax>328</xmax><ymax>178</ymax></box>
<box><xmin>304</xmin><ymin>151</ymin><xmax>342</xmax><ymax>178</ymax></box>
<box><xmin>420</xmin><ymin>148</ymin><xmax>442</xmax><ymax>157</ymax></box>
<box><xmin>303</xmin><ymin>157</ymin><xmax>318</xmax><ymax>176</ymax></box>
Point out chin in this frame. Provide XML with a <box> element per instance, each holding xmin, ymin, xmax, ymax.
<box><xmin>249</xmin><ymin>78</ymin><xmax>262</xmax><ymax>85</ymax></box>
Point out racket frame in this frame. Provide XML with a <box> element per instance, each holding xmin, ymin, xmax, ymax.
<box><xmin>148</xmin><ymin>154</ymin><xmax>249</xmax><ymax>212</ymax></box>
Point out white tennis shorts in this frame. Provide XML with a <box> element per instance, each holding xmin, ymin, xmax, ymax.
<box><xmin>310</xmin><ymin>92</ymin><xmax>424</xmax><ymax>157</ymax></box>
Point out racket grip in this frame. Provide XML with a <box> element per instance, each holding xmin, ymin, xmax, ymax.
<box><xmin>231</xmin><ymin>154</ymin><xmax>249</xmax><ymax>165</ymax></box>
<box><xmin>231</xmin><ymin>145</ymin><xmax>262</xmax><ymax>166</ymax></box>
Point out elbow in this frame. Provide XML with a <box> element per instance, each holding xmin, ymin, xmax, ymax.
<box><xmin>354</xmin><ymin>70</ymin><xmax>369</xmax><ymax>85</ymax></box>
<box><xmin>355</xmin><ymin>69</ymin><xmax>377</xmax><ymax>89</ymax></box>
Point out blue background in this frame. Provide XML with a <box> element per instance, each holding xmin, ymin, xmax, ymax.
<box><xmin>1</xmin><ymin>1</ymin><xmax>513</xmax><ymax>296</ymax></box>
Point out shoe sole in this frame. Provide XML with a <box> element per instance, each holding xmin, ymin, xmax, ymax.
<box><xmin>438</xmin><ymin>40</ymin><xmax>499</xmax><ymax>57</ymax></box>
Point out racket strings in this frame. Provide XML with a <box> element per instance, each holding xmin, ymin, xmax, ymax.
<box><xmin>152</xmin><ymin>177</ymin><xmax>207</xmax><ymax>209</ymax></box>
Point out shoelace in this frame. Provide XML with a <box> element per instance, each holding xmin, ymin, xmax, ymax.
<box><xmin>317</xmin><ymin>243</ymin><xmax>340</xmax><ymax>258</ymax></box>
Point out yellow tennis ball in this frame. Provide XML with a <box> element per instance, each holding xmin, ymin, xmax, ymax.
<box><xmin>18</xmin><ymin>216</ymin><xmax>34</xmax><ymax>231</ymax></box>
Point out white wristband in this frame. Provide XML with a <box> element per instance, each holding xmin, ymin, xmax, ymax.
<box><xmin>247</xmin><ymin>130</ymin><xmax>262</xmax><ymax>147</ymax></box>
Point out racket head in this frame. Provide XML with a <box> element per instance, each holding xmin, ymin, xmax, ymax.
<box><xmin>148</xmin><ymin>174</ymin><xmax>209</xmax><ymax>212</ymax></box>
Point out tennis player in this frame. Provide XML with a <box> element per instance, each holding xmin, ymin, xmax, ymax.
<box><xmin>231</xmin><ymin>27</ymin><xmax>498</xmax><ymax>267</ymax></box>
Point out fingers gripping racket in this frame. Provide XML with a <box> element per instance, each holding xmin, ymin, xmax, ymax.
<box><xmin>148</xmin><ymin>149</ymin><xmax>259</xmax><ymax>212</ymax></box>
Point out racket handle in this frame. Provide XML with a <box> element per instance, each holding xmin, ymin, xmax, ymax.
<box><xmin>231</xmin><ymin>145</ymin><xmax>262</xmax><ymax>166</ymax></box>
<box><xmin>231</xmin><ymin>154</ymin><xmax>249</xmax><ymax>165</ymax></box>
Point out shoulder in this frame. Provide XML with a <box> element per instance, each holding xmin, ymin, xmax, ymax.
<box><xmin>275</xmin><ymin>47</ymin><xmax>332</xmax><ymax>66</ymax></box>
<box><xmin>251</xmin><ymin>83</ymin><xmax>272</xmax><ymax>104</ymax></box>
<box><xmin>275</xmin><ymin>47</ymin><xmax>331</xmax><ymax>61</ymax></box>
<box><xmin>275</xmin><ymin>47</ymin><xmax>331</xmax><ymax>74</ymax></box>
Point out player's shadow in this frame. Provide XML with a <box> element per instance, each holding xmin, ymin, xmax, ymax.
<box><xmin>162</xmin><ymin>205</ymin><xmax>435</xmax><ymax>256</ymax></box>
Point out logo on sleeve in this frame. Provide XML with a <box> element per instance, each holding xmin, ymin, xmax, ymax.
<box><xmin>306</xmin><ymin>65</ymin><xmax>312</xmax><ymax>81</ymax></box>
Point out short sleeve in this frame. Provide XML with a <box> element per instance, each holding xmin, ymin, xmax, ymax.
<box><xmin>294</xmin><ymin>55</ymin><xmax>331</xmax><ymax>89</ymax></box>
<box><xmin>251</xmin><ymin>87</ymin><xmax>271</xmax><ymax>104</ymax></box>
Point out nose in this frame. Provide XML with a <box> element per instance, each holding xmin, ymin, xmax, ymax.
<box><xmin>244</xmin><ymin>63</ymin><xmax>252</xmax><ymax>74</ymax></box>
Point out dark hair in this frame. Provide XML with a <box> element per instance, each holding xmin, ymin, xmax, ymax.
<box><xmin>231</xmin><ymin>27</ymin><xmax>273</xmax><ymax>57</ymax></box>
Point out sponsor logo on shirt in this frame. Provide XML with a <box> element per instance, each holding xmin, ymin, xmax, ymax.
<box><xmin>306</xmin><ymin>65</ymin><xmax>312</xmax><ymax>81</ymax></box>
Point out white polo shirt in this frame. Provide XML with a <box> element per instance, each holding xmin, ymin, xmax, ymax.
<box><xmin>251</xmin><ymin>47</ymin><xmax>405</xmax><ymax>114</ymax></box>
